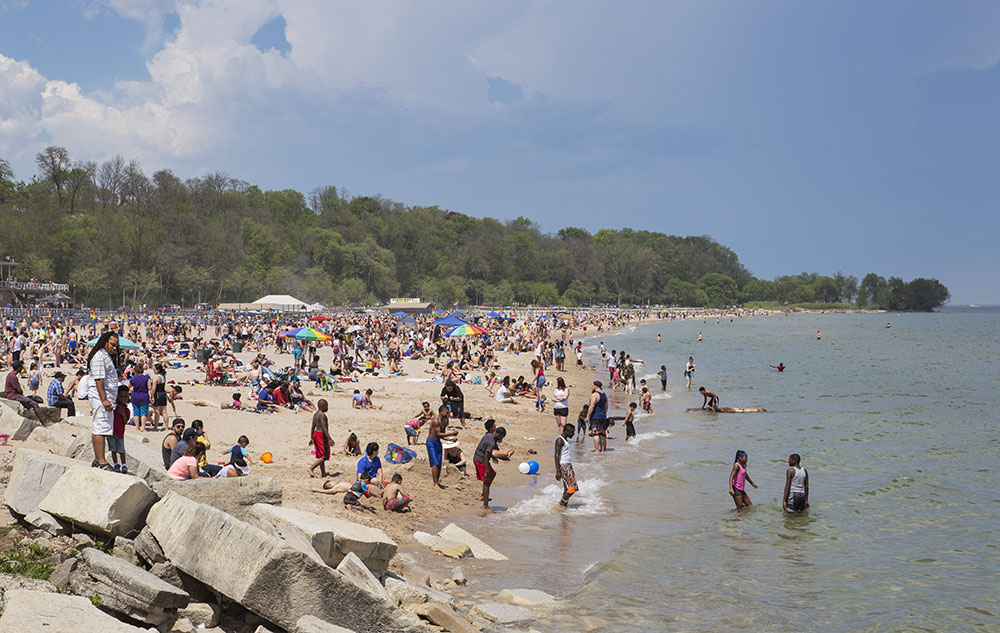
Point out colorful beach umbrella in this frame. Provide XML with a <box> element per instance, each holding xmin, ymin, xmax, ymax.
<box><xmin>86</xmin><ymin>335</ymin><xmax>140</xmax><ymax>349</ymax></box>
<box><xmin>445</xmin><ymin>323</ymin><xmax>488</xmax><ymax>337</ymax></box>
<box><xmin>277</xmin><ymin>327</ymin><xmax>332</xmax><ymax>341</ymax></box>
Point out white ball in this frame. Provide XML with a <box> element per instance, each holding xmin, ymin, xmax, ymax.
<box><xmin>518</xmin><ymin>462</ymin><xmax>530</xmax><ymax>474</ymax></box>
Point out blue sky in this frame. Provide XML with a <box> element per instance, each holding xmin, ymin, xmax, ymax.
<box><xmin>1</xmin><ymin>1</ymin><xmax>998</xmax><ymax>303</ymax></box>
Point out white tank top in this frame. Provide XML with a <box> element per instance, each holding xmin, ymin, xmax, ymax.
<box><xmin>789</xmin><ymin>466</ymin><xmax>806</xmax><ymax>493</ymax></box>
<box><xmin>553</xmin><ymin>388</ymin><xmax>568</xmax><ymax>408</ymax></box>
<box><xmin>559</xmin><ymin>436</ymin><xmax>573</xmax><ymax>465</ymax></box>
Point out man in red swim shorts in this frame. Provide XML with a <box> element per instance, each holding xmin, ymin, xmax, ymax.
<box><xmin>308</xmin><ymin>399</ymin><xmax>331</xmax><ymax>478</ymax></box>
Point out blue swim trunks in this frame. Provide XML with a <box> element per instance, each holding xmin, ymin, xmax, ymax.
<box><xmin>426</xmin><ymin>437</ymin><xmax>443</xmax><ymax>467</ymax></box>
<box><xmin>132</xmin><ymin>403</ymin><xmax>149</xmax><ymax>417</ymax></box>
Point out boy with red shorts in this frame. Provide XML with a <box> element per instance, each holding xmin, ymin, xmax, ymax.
<box><xmin>473</xmin><ymin>420</ymin><xmax>513</xmax><ymax>511</ymax></box>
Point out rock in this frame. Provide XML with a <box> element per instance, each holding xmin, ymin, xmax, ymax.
<box><xmin>0</xmin><ymin>399</ymin><xmax>42</xmax><ymax>440</ymax></box>
<box><xmin>134</xmin><ymin>525</ymin><xmax>168</xmax><ymax>564</ymax></box>
<box><xmin>0</xmin><ymin>588</ymin><xmax>151</xmax><ymax>632</ymax></box>
<box><xmin>384</xmin><ymin>575</ymin><xmax>455</xmax><ymax>610</ymax></box>
<box><xmin>413</xmin><ymin>603</ymin><xmax>479</xmax><ymax>633</ymax></box>
<box><xmin>70</xmin><ymin>548</ymin><xmax>190</xmax><ymax>625</ymax></box>
<box><xmin>252</xmin><ymin>627</ymin><xmax>278</xmax><ymax>633</ymax></box>
<box><xmin>471</xmin><ymin>602</ymin><xmax>533</xmax><ymax>625</ymax></box>
<box><xmin>413</xmin><ymin>531</ymin><xmax>471</xmax><ymax>559</ymax></box>
<box><xmin>169</xmin><ymin>618</ymin><xmax>194</xmax><ymax>633</ymax></box>
<box><xmin>250</xmin><ymin>504</ymin><xmax>397</xmax><ymax>575</ymax></box>
<box><xmin>39</xmin><ymin>466</ymin><xmax>158</xmax><ymax>538</ymax></box>
<box><xmin>451</xmin><ymin>567</ymin><xmax>467</xmax><ymax>586</ymax></box>
<box><xmin>146</xmin><ymin>491</ymin><xmax>424</xmax><ymax>633</ymax></box>
<box><xmin>48</xmin><ymin>556</ymin><xmax>77</xmax><ymax>588</ymax></box>
<box><xmin>498</xmin><ymin>588</ymin><xmax>557</xmax><ymax>606</ymax></box>
<box><xmin>23</xmin><ymin>425</ymin><xmax>84</xmax><ymax>456</ymax></box>
<box><xmin>177</xmin><ymin>602</ymin><xmax>221</xmax><ymax>628</ymax></box>
<box><xmin>71</xmin><ymin>532</ymin><xmax>94</xmax><ymax>547</ymax></box>
<box><xmin>113</xmin><ymin>536</ymin><xmax>141</xmax><ymax>566</ymax></box>
<box><xmin>3</xmin><ymin>449</ymin><xmax>80</xmax><ymax>516</ymax></box>
<box><xmin>293</xmin><ymin>615</ymin><xmax>357</xmax><ymax>633</ymax></box>
<box><xmin>149</xmin><ymin>562</ymin><xmax>184</xmax><ymax>589</ymax></box>
<box><xmin>70</xmin><ymin>434</ymin><xmax>171</xmax><ymax>483</ymax></box>
<box><xmin>152</xmin><ymin>477</ymin><xmax>282</xmax><ymax>521</ymax></box>
<box><xmin>336</xmin><ymin>551</ymin><xmax>390</xmax><ymax>601</ymax></box>
<box><xmin>23</xmin><ymin>509</ymin><xmax>71</xmax><ymax>536</ymax></box>
<box><xmin>438</xmin><ymin>523</ymin><xmax>508</xmax><ymax>560</ymax></box>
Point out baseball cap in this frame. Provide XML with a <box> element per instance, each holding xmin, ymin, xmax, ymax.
<box><xmin>593</xmin><ymin>380</ymin><xmax>603</xmax><ymax>388</ymax></box>
<box><xmin>182</xmin><ymin>428</ymin><xmax>200</xmax><ymax>440</ymax></box>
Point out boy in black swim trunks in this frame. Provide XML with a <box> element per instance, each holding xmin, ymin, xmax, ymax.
<box><xmin>624</xmin><ymin>402</ymin><xmax>637</xmax><ymax>440</ymax></box>
<box><xmin>343</xmin><ymin>473</ymin><xmax>374</xmax><ymax>511</ymax></box>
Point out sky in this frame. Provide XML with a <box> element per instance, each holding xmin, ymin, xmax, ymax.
<box><xmin>1</xmin><ymin>1</ymin><xmax>998</xmax><ymax>303</ymax></box>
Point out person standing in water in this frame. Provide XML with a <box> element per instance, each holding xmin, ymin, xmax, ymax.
<box><xmin>658</xmin><ymin>364</ymin><xmax>668</xmax><ymax>391</ymax></box>
<box><xmin>728</xmin><ymin>450</ymin><xmax>757</xmax><ymax>509</ymax></box>
<box><xmin>770</xmin><ymin>362</ymin><xmax>786</xmax><ymax>372</ymax></box>
<box><xmin>585</xmin><ymin>381</ymin><xmax>609</xmax><ymax>453</ymax></box>
<box><xmin>782</xmin><ymin>453</ymin><xmax>809</xmax><ymax>513</ymax></box>
<box><xmin>685</xmin><ymin>357</ymin><xmax>695</xmax><ymax>391</ymax></box>
<box><xmin>816</xmin><ymin>330</ymin><xmax>822</xmax><ymax>340</ymax></box>
<box><xmin>554</xmin><ymin>423</ymin><xmax>577</xmax><ymax>507</ymax></box>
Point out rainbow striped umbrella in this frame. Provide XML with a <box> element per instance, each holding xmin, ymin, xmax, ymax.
<box><xmin>278</xmin><ymin>327</ymin><xmax>332</xmax><ymax>341</ymax></box>
<box><xmin>445</xmin><ymin>323</ymin><xmax>488</xmax><ymax>337</ymax></box>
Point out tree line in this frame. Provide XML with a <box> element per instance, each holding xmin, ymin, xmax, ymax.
<box><xmin>0</xmin><ymin>148</ymin><xmax>949</xmax><ymax>311</ymax></box>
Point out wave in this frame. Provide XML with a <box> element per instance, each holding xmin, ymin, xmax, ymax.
<box><xmin>508</xmin><ymin>476</ymin><xmax>610</xmax><ymax>517</ymax></box>
<box><xmin>627</xmin><ymin>430</ymin><xmax>673</xmax><ymax>445</ymax></box>
<box><xmin>652</xmin><ymin>393</ymin><xmax>672</xmax><ymax>400</ymax></box>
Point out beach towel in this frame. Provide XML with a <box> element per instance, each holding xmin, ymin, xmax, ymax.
<box><xmin>385</xmin><ymin>443</ymin><xmax>417</xmax><ymax>464</ymax></box>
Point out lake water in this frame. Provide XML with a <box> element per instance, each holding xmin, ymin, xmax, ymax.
<box><xmin>457</xmin><ymin>308</ymin><xmax>999</xmax><ymax>633</ymax></box>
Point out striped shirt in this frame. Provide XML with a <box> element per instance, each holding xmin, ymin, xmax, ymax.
<box><xmin>88</xmin><ymin>349</ymin><xmax>119</xmax><ymax>402</ymax></box>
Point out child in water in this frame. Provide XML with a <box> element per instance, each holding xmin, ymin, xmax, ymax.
<box><xmin>782</xmin><ymin>453</ymin><xmax>809</xmax><ymax>513</ymax></box>
<box><xmin>623</xmin><ymin>402</ymin><xmax>637</xmax><ymax>440</ymax></box>
<box><xmin>728</xmin><ymin>450</ymin><xmax>758</xmax><ymax>509</ymax></box>
<box><xmin>576</xmin><ymin>403</ymin><xmax>589</xmax><ymax>443</ymax></box>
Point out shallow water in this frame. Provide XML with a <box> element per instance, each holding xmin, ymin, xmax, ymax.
<box><xmin>456</xmin><ymin>308</ymin><xmax>1000</xmax><ymax>632</ymax></box>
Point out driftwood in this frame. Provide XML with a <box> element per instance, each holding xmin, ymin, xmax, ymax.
<box><xmin>685</xmin><ymin>407</ymin><xmax>767</xmax><ymax>413</ymax></box>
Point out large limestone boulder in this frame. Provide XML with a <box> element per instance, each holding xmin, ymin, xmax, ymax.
<box><xmin>70</xmin><ymin>548</ymin><xmax>190</xmax><ymax>625</ymax></box>
<box><xmin>250</xmin><ymin>504</ymin><xmax>396</xmax><ymax>575</ymax></box>
<box><xmin>498</xmin><ymin>588</ymin><xmax>557</xmax><ymax>606</ymax></box>
<box><xmin>294</xmin><ymin>615</ymin><xmax>357</xmax><ymax>633</ymax></box>
<box><xmin>0</xmin><ymin>400</ymin><xmax>40</xmax><ymax>441</ymax></box>
<box><xmin>4</xmin><ymin>449</ymin><xmax>81</xmax><ymax>516</ymax></box>
<box><xmin>146</xmin><ymin>492</ymin><xmax>426</xmax><ymax>633</ymax></box>
<box><xmin>470</xmin><ymin>602</ymin><xmax>533</xmax><ymax>625</ymax></box>
<box><xmin>0</xmin><ymin>588</ymin><xmax>153</xmax><ymax>633</ymax></box>
<box><xmin>413</xmin><ymin>531</ymin><xmax>471</xmax><ymax>559</ymax></box>
<box><xmin>71</xmin><ymin>435</ymin><xmax>170</xmax><ymax>483</ymax></box>
<box><xmin>412</xmin><ymin>603</ymin><xmax>479</xmax><ymax>633</ymax></box>
<box><xmin>22</xmin><ymin>425</ymin><xmax>84</xmax><ymax>456</ymax></box>
<box><xmin>384</xmin><ymin>575</ymin><xmax>456</xmax><ymax>610</ymax></box>
<box><xmin>153</xmin><ymin>476</ymin><xmax>282</xmax><ymax>520</ymax></box>
<box><xmin>39</xmin><ymin>466</ymin><xmax>158</xmax><ymax>538</ymax></box>
<box><xmin>337</xmin><ymin>551</ymin><xmax>391</xmax><ymax>601</ymax></box>
<box><xmin>438</xmin><ymin>523</ymin><xmax>508</xmax><ymax>560</ymax></box>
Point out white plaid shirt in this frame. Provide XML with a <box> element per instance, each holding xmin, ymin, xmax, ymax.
<box><xmin>87</xmin><ymin>349</ymin><xmax>119</xmax><ymax>402</ymax></box>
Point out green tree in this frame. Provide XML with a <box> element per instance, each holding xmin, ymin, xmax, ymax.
<box><xmin>902</xmin><ymin>278</ymin><xmax>950</xmax><ymax>311</ymax></box>
<box><xmin>698</xmin><ymin>273</ymin><xmax>738</xmax><ymax>307</ymax></box>
<box><xmin>813</xmin><ymin>276</ymin><xmax>841</xmax><ymax>303</ymax></box>
<box><xmin>35</xmin><ymin>146</ymin><xmax>71</xmax><ymax>205</ymax></box>
<box><xmin>857</xmin><ymin>273</ymin><xmax>888</xmax><ymax>308</ymax></box>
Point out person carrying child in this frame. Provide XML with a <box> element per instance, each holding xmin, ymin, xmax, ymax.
<box><xmin>110</xmin><ymin>385</ymin><xmax>130</xmax><ymax>473</ymax></box>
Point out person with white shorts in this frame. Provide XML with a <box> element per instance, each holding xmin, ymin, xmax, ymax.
<box><xmin>87</xmin><ymin>332</ymin><xmax>120</xmax><ymax>471</ymax></box>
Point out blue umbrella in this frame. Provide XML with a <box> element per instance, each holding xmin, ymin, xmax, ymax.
<box><xmin>87</xmin><ymin>336</ymin><xmax>140</xmax><ymax>349</ymax></box>
<box><xmin>432</xmin><ymin>315</ymin><xmax>469</xmax><ymax>327</ymax></box>
<box><xmin>391</xmin><ymin>311</ymin><xmax>408</xmax><ymax>317</ymax></box>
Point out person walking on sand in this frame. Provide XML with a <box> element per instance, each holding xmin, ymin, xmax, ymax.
<box><xmin>685</xmin><ymin>357</ymin><xmax>695</xmax><ymax>391</ymax></box>
<box><xmin>782</xmin><ymin>453</ymin><xmax>809</xmax><ymax>513</ymax></box>
<box><xmin>87</xmin><ymin>332</ymin><xmax>120</xmax><ymax>471</ymax></box>
<box><xmin>427</xmin><ymin>404</ymin><xmax>459</xmax><ymax>490</ymax></box>
<box><xmin>728</xmin><ymin>450</ymin><xmax>758</xmax><ymax>509</ymax></box>
<box><xmin>307</xmin><ymin>399</ymin><xmax>331</xmax><ymax>478</ymax></box>
<box><xmin>555</xmin><ymin>423</ymin><xmax>578</xmax><ymax>507</ymax></box>
<box><xmin>585</xmin><ymin>381</ymin><xmax>609</xmax><ymax>453</ymax></box>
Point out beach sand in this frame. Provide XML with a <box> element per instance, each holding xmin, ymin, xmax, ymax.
<box><xmin>60</xmin><ymin>324</ymin><xmax>618</xmax><ymax>558</ymax></box>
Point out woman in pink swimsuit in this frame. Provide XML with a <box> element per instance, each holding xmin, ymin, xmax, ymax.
<box><xmin>728</xmin><ymin>450</ymin><xmax>758</xmax><ymax>509</ymax></box>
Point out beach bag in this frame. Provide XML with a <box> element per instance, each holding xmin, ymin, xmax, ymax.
<box><xmin>385</xmin><ymin>443</ymin><xmax>417</xmax><ymax>464</ymax></box>
<box><xmin>472</xmin><ymin>375</ymin><xmax>482</xmax><ymax>385</ymax></box>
